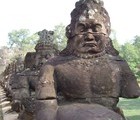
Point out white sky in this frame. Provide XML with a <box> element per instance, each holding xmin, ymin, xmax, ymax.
<box><xmin>0</xmin><ymin>0</ymin><xmax>140</xmax><ymax>47</ymax></box>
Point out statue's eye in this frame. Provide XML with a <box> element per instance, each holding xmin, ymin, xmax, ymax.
<box><xmin>77</xmin><ymin>23</ymin><xmax>86</xmax><ymax>33</ymax></box>
<box><xmin>93</xmin><ymin>24</ymin><xmax>102</xmax><ymax>32</ymax></box>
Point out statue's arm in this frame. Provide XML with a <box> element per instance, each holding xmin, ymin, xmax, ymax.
<box><xmin>119</xmin><ymin>60</ymin><xmax>140</xmax><ymax>98</ymax></box>
<box><xmin>35</xmin><ymin>65</ymin><xmax>57</xmax><ymax>120</ymax></box>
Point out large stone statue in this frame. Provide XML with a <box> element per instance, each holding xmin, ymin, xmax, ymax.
<box><xmin>35</xmin><ymin>0</ymin><xmax>140</xmax><ymax>120</ymax></box>
<box><xmin>11</xmin><ymin>29</ymin><xmax>59</xmax><ymax>120</ymax></box>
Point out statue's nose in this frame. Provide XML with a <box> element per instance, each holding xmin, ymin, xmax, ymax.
<box><xmin>86</xmin><ymin>33</ymin><xmax>94</xmax><ymax>40</ymax></box>
<box><xmin>85</xmin><ymin>29</ymin><xmax>94</xmax><ymax>41</ymax></box>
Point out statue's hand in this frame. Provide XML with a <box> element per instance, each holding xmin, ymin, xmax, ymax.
<box><xmin>11</xmin><ymin>100</ymin><xmax>24</xmax><ymax>112</ymax></box>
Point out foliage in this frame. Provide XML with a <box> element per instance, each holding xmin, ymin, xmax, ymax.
<box><xmin>121</xmin><ymin>43</ymin><xmax>138</xmax><ymax>68</ymax></box>
<box><xmin>8</xmin><ymin>29</ymin><xmax>38</xmax><ymax>54</ymax></box>
<box><xmin>133</xmin><ymin>35</ymin><xmax>140</xmax><ymax>48</ymax></box>
<box><xmin>0</xmin><ymin>46</ymin><xmax>11</xmax><ymax>73</ymax></box>
<box><xmin>118</xmin><ymin>98</ymin><xmax>140</xmax><ymax>120</ymax></box>
<box><xmin>132</xmin><ymin>36</ymin><xmax>140</xmax><ymax>78</ymax></box>
<box><xmin>7</xmin><ymin>29</ymin><xmax>39</xmax><ymax>61</ymax></box>
<box><xmin>53</xmin><ymin>23</ymin><xmax>67</xmax><ymax>51</ymax></box>
<box><xmin>112</xmin><ymin>35</ymin><xmax>140</xmax><ymax>79</ymax></box>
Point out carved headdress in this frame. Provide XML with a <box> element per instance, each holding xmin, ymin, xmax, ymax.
<box><xmin>66</xmin><ymin>0</ymin><xmax>111</xmax><ymax>39</ymax></box>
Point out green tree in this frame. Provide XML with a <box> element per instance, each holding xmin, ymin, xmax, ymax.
<box><xmin>132</xmin><ymin>36</ymin><xmax>140</xmax><ymax>79</ymax></box>
<box><xmin>133</xmin><ymin>35</ymin><xmax>140</xmax><ymax>47</ymax></box>
<box><xmin>8</xmin><ymin>29</ymin><xmax>39</xmax><ymax>56</ymax></box>
<box><xmin>121</xmin><ymin>42</ymin><xmax>139</xmax><ymax>78</ymax></box>
<box><xmin>111</xmin><ymin>30</ymin><xmax>140</xmax><ymax>79</ymax></box>
<box><xmin>53</xmin><ymin>23</ymin><xmax>67</xmax><ymax>51</ymax></box>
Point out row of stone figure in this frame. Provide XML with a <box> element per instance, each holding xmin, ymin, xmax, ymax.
<box><xmin>0</xmin><ymin>29</ymin><xmax>59</xmax><ymax>120</ymax></box>
<box><xmin>0</xmin><ymin>0</ymin><xmax>140</xmax><ymax>119</ymax></box>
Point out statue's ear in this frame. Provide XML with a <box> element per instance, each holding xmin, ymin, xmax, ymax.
<box><xmin>105</xmin><ymin>37</ymin><xmax>119</xmax><ymax>56</ymax></box>
<box><xmin>65</xmin><ymin>25</ymin><xmax>72</xmax><ymax>39</ymax></box>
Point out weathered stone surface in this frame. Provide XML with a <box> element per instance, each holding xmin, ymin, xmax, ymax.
<box><xmin>24</xmin><ymin>52</ymin><xmax>36</xmax><ymax>69</ymax></box>
<box><xmin>57</xmin><ymin>103</ymin><xmax>123</xmax><ymax>120</ymax></box>
<box><xmin>35</xmin><ymin>0</ymin><xmax>140</xmax><ymax>120</ymax></box>
<box><xmin>35</xmin><ymin>100</ymin><xmax>57</xmax><ymax>120</ymax></box>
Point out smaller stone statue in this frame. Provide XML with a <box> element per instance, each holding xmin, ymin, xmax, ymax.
<box><xmin>37</xmin><ymin>29</ymin><xmax>54</xmax><ymax>45</ymax></box>
<box><xmin>11</xmin><ymin>29</ymin><xmax>59</xmax><ymax>120</ymax></box>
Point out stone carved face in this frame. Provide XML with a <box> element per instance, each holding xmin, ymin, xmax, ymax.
<box><xmin>72</xmin><ymin>19</ymin><xmax>108</xmax><ymax>54</ymax></box>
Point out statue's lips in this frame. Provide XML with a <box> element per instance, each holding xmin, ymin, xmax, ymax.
<box><xmin>83</xmin><ymin>42</ymin><xmax>97</xmax><ymax>47</ymax></box>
